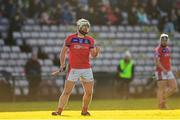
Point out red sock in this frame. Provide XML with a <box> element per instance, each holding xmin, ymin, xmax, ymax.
<box><xmin>57</xmin><ymin>107</ymin><xmax>63</xmax><ymax>113</ymax></box>
<box><xmin>82</xmin><ymin>107</ymin><xmax>88</xmax><ymax>113</ymax></box>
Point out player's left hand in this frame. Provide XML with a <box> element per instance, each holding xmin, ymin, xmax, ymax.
<box><xmin>95</xmin><ymin>46</ymin><xmax>101</xmax><ymax>53</ymax></box>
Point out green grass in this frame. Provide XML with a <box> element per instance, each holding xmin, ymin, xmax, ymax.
<box><xmin>0</xmin><ymin>98</ymin><xmax>180</xmax><ymax>119</ymax></box>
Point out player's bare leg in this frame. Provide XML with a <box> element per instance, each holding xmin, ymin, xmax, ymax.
<box><xmin>164</xmin><ymin>79</ymin><xmax>177</xmax><ymax>98</ymax></box>
<box><xmin>52</xmin><ymin>81</ymin><xmax>75</xmax><ymax>115</ymax></box>
<box><xmin>157</xmin><ymin>81</ymin><xmax>167</xmax><ymax>109</ymax></box>
<box><xmin>81</xmin><ymin>80</ymin><xmax>94</xmax><ymax>116</ymax></box>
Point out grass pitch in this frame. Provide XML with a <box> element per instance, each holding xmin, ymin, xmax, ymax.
<box><xmin>0</xmin><ymin>98</ymin><xmax>180</xmax><ymax>119</ymax></box>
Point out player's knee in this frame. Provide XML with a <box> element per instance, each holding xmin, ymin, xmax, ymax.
<box><xmin>171</xmin><ymin>86</ymin><xmax>178</xmax><ymax>93</ymax></box>
<box><xmin>84</xmin><ymin>92</ymin><xmax>93</xmax><ymax>97</ymax></box>
<box><xmin>63</xmin><ymin>91</ymin><xmax>71</xmax><ymax>96</ymax></box>
<box><xmin>157</xmin><ymin>86</ymin><xmax>164</xmax><ymax>91</ymax></box>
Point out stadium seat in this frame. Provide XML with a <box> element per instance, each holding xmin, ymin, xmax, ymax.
<box><xmin>2</xmin><ymin>46</ymin><xmax>11</xmax><ymax>52</ymax></box>
<box><xmin>9</xmin><ymin>53</ymin><xmax>19</xmax><ymax>59</ymax></box>
<box><xmin>117</xmin><ymin>26</ymin><xmax>125</xmax><ymax>31</ymax></box>
<box><xmin>40</xmin><ymin>32</ymin><xmax>48</xmax><ymax>38</ymax></box>
<box><xmin>1</xmin><ymin>53</ymin><xmax>10</xmax><ymax>59</ymax></box>
<box><xmin>92</xmin><ymin>26</ymin><xmax>100</xmax><ymax>32</ymax></box>
<box><xmin>16</xmin><ymin>60</ymin><xmax>26</xmax><ymax>66</ymax></box>
<box><xmin>37</xmin><ymin>39</ymin><xmax>46</xmax><ymax>46</ymax></box>
<box><xmin>48</xmin><ymin>32</ymin><xmax>57</xmax><ymax>38</ymax></box>
<box><xmin>116</xmin><ymin>32</ymin><xmax>124</xmax><ymax>38</ymax></box>
<box><xmin>0</xmin><ymin>39</ymin><xmax>4</xmax><ymax>45</ymax></box>
<box><xmin>50</xmin><ymin>25</ymin><xmax>58</xmax><ymax>32</ymax></box>
<box><xmin>124</xmin><ymin>32</ymin><xmax>133</xmax><ymax>38</ymax></box>
<box><xmin>55</xmin><ymin>79</ymin><xmax>64</xmax><ymax>86</ymax></box>
<box><xmin>19</xmin><ymin>53</ymin><xmax>28</xmax><ymax>59</ymax></box>
<box><xmin>125</xmin><ymin>26</ymin><xmax>133</xmax><ymax>31</ymax></box>
<box><xmin>174</xmin><ymin>32</ymin><xmax>180</xmax><ymax>39</ymax></box>
<box><xmin>109</xmin><ymin>26</ymin><xmax>117</xmax><ymax>32</ymax></box>
<box><xmin>31</xmin><ymin>32</ymin><xmax>40</xmax><ymax>38</ymax></box>
<box><xmin>134</xmin><ymin>26</ymin><xmax>142</xmax><ymax>32</ymax></box>
<box><xmin>42</xmin><ymin>66</ymin><xmax>51</xmax><ymax>72</ymax></box>
<box><xmin>15</xmin><ymin>88</ymin><xmax>21</xmax><ymax>95</ymax></box>
<box><xmin>56</xmin><ymin>32</ymin><xmax>66</xmax><ymax>38</ymax></box>
<box><xmin>11</xmin><ymin>46</ymin><xmax>20</xmax><ymax>52</ymax></box>
<box><xmin>33</xmin><ymin>25</ymin><xmax>41</xmax><ymax>31</ymax></box>
<box><xmin>43</xmin><ymin>59</ymin><xmax>53</xmax><ymax>66</ymax></box>
<box><xmin>25</xmin><ymin>19</ymin><xmax>36</xmax><ymax>25</ymax></box>
<box><xmin>23</xmin><ymin>25</ymin><xmax>33</xmax><ymax>32</ymax></box>
<box><xmin>101</xmin><ymin>26</ymin><xmax>109</xmax><ymax>32</ymax></box>
<box><xmin>27</xmin><ymin>39</ymin><xmax>38</xmax><ymax>46</ymax></box>
<box><xmin>132</xmin><ymin>32</ymin><xmax>140</xmax><ymax>38</ymax></box>
<box><xmin>0</xmin><ymin>60</ymin><xmax>6</xmax><ymax>66</ymax></box>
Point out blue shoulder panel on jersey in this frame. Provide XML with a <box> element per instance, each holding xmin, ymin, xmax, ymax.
<box><xmin>71</xmin><ymin>38</ymin><xmax>91</xmax><ymax>44</ymax></box>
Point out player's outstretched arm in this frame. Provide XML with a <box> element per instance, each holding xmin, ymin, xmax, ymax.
<box><xmin>90</xmin><ymin>46</ymin><xmax>101</xmax><ymax>58</ymax></box>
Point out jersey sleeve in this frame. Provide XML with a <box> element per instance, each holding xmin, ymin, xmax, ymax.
<box><xmin>64</xmin><ymin>36</ymin><xmax>71</xmax><ymax>47</ymax></box>
<box><xmin>154</xmin><ymin>48</ymin><xmax>160</xmax><ymax>58</ymax></box>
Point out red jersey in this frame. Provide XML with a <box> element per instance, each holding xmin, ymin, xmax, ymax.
<box><xmin>65</xmin><ymin>33</ymin><xmax>95</xmax><ymax>69</ymax></box>
<box><xmin>154</xmin><ymin>45</ymin><xmax>171</xmax><ymax>72</ymax></box>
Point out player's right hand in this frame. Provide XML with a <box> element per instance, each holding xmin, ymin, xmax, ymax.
<box><xmin>163</xmin><ymin>69</ymin><xmax>168</xmax><ymax>74</ymax></box>
<box><xmin>59</xmin><ymin>64</ymin><xmax>66</xmax><ymax>72</ymax></box>
<box><xmin>95</xmin><ymin>46</ymin><xmax>101</xmax><ymax>54</ymax></box>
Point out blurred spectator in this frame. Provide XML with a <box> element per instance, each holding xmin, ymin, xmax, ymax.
<box><xmin>5</xmin><ymin>8</ymin><xmax>25</xmax><ymax>45</ymax></box>
<box><xmin>106</xmin><ymin>5</ymin><xmax>118</xmax><ymax>25</ymax></box>
<box><xmin>128</xmin><ymin>6</ymin><xmax>138</xmax><ymax>26</ymax></box>
<box><xmin>0</xmin><ymin>70</ymin><xmax>13</xmax><ymax>101</ymax></box>
<box><xmin>109</xmin><ymin>0</ymin><xmax>119</xmax><ymax>8</ymax></box>
<box><xmin>163</xmin><ymin>15</ymin><xmax>175</xmax><ymax>34</ymax></box>
<box><xmin>18</xmin><ymin>0</ymin><xmax>30</xmax><ymax>17</ymax></box>
<box><xmin>101</xmin><ymin>0</ymin><xmax>110</xmax><ymax>6</ymax></box>
<box><xmin>2</xmin><ymin>0</ymin><xmax>16</xmax><ymax>18</ymax></box>
<box><xmin>146</xmin><ymin>0</ymin><xmax>160</xmax><ymax>24</ymax></box>
<box><xmin>116</xmin><ymin>51</ymin><xmax>135</xmax><ymax>99</ymax></box>
<box><xmin>61</xmin><ymin>2</ymin><xmax>74</xmax><ymax>25</ymax></box>
<box><xmin>96</xmin><ymin>4</ymin><xmax>108</xmax><ymax>25</ymax></box>
<box><xmin>20</xmin><ymin>40</ymin><xmax>32</xmax><ymax>53</ymax></box>
<box><xmin>137</xmin><ymin>5</ymin><xmax>150</xmax><ymax>25</ymax></box>
<box><xmin>10</xmin><ymin>8</ymin><xmax>25</xmax><ymax>31</ymax></box>
<box><xmin>29</xmin><ymin>0</ymin><xmax>44</xmax><ymax>18</ymax></box>
<box><xmin>37</xmin><ymin>47</ymin><xmax>48</xmax><ymax>59</ymax></box>
<box><xmin>25</xmin><ymin>52</ymin><xmax>41</xmax><ymax>100</ymax></box>
<box><xmin>118</xmin><ymin>0</ymin><xmax>129</xmax><ymax>12</ymax></box>
<box><xmin>170</xmin><ymin>8</ymin><xmax>177</xmax><ymax>23</ymax></box>
<box><xmin>52</xmin><ymin>54</ymin><xmax>60</xmax><ymax>66</ymax></box>
<box><xmin>87</xmin><ymin>7</ymin><xmax>97</xmax><ymax>25</ymax></box>
<box><xmin>0</xmin><ymin>0</ymin><xmax>179</xmax><ymax>33</ymax></box>
<box><xmin>76</xmin><ymin>3</ymin><xmax>89</xmax><ymax>20</ymax></box>
<box><xmin>158</xmin><ymin>0</ymin><xmax>175</xmax><ymax>13</ymax></box>
<box><xmin>158</xmin><ymin>16</ymin><xmax>166</xmax><ymax>32</ymax></box>
<box><xmin>113</xmin><ymin>7</ymin><xmax>122</xmax><ymax>25</ymax></box>
<box><xmin>78</xmin><ymin>0</ymin><xmax>89</xmax><ymax>8</ymax></box>
<box><xmin>176</xmin><ymin>9</ymin><xmax>180</xmax><ymax>32</ymax></box>
<box><xmin>39</xmin><ymin>8</ymin><xmax>52</xmax><ymax>25</ymax></box>
<box><xmin>50</xmin><ymin>4</ymin><xmax>62</xmax><ymax>25</ymax></box>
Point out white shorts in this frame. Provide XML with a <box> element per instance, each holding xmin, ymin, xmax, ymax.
<box><xmin>66</xmin><ymin>68</ymin><xmax>94</xmax><ymax>82</ymax></box>
<box><xmin>155</xmin><ymin>71</ymin><xmax>175</xmax><ymax>80</ymax></box>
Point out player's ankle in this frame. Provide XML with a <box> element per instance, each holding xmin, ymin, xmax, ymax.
<box><xmin>82</xmin><ymin>107</ymin><xmax>88</xmax><ymax>113</ymax></box>
<box><xmin>57</xmin><ymin>107</ymin><xmax>63</xmax><ymax>113</ymax></box>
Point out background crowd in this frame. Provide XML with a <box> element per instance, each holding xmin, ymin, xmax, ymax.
<box><xmin>0</xmin><ymin>0</ymin><xmax>180</xmax><ymax>33</ymax></box>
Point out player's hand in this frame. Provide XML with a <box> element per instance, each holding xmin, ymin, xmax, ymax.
<box><xmin>163</xmin><ymin>69</ymin><xmax>168</xmax><ymax>74</ymax></box>
<box><xmin>95</xmin><ymin>46</ymin><xmax>101</xmax><ymax>54</ymax></box>
<box><xmin>59</xmin><ymin>64</ymin><xmax>66</xmax><ymax>72</ymax></box>
<box><xmin>51</xmin><ymin>65</ymin><xmax>66</xmax><ymax>76</ymax></box>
